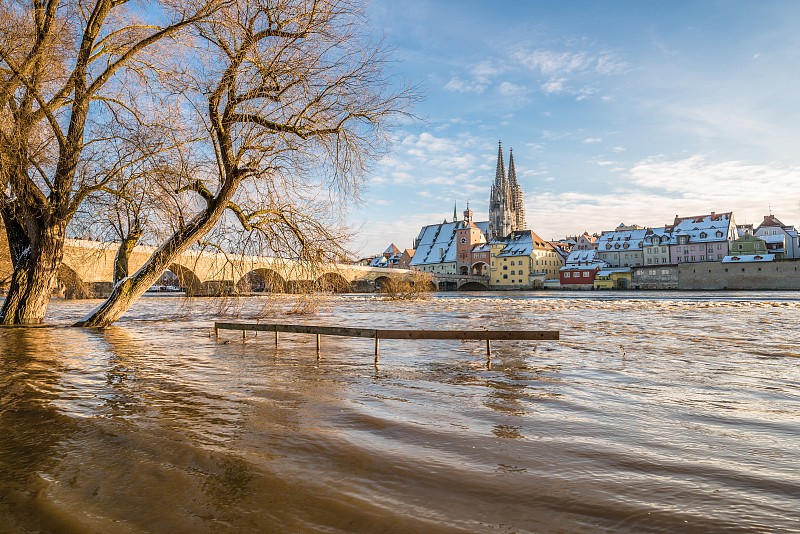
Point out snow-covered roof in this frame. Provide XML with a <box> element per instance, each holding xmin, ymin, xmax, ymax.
<box><xmin>596</xmin><ymin>267</ymin><xmax>632</xmax><ymax>276</ymax></box>
<box><xmin>670</xmin><ymin>212</ymin><xmax>735</xmax><ymax>243</ymax></box>
<box><xmin>642</xmin><ymin>227</ymin><xmax>673</xmax><ymax>246</ymax></box>
<box><xmin>761</xmin><ymin>234</ymin><xmax>785</xmax><ymax>244</ymax></box>
<box><xmin>369</xmin><ymin>256</ymin><xmax>388</xmax><ymax>267</ymax></box>
<box><xmin>722</xmin><ymin>254</ymin><xmax>775</xmax><ymax>263</ymax></box>
<box><xmin>565</xmin><ymin>249</ymin><xmax>602</xmax><ymax>264</ymax></box>
<box><xmin>559</xmin><ymin>264</ymin><xmax>602</xmax><ymax>272</ymax></box>
<box><xmin>409</xmin><ymin>220</ymin><xmax>489</xmax><ymax>266</ymax></box>
<box><xmin>598</xmin><ymin>228</ymin><xmax>648</xmax><ymax>251</ymax></box>
<box><xmin>496</xmin><ymin>230</ymin><xmax>552</xmax><ymax>257</ymax></box>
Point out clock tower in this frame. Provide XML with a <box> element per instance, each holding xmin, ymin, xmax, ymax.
<box><xmin>455</xmin><ymin>204</ymin><xmax>486</xmax><ymax>275</ymax></box>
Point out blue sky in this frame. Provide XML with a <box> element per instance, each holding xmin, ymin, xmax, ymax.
<box><xmin>348</xmin><ymin>1</ymin><xmax>800</xmax><ymax>256</ymax></box>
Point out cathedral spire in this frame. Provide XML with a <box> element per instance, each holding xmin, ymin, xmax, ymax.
<box><xmin>508</xmin><ymin>148</ymin><xmax>517</xmax><ymax>188</ymax></box>
<box><xmin>488</xmin><ymin>142</ymin><xmax>527</xmax><ymax>240</ymax></box>
<box><xmin>494</xmin><ymin>141</ymin><xmax>506</xmax><ymax>189</ymax></box>
<box><xmin>453</xmin><ymin>201</ymin><xmax>458</xmax><ymax>222</ymax></box>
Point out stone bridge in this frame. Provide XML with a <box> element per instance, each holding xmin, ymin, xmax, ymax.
<box><xmin>0</xmin><ymin>237</ymin><xmax>488</xmax><ymax>296</ymax></box>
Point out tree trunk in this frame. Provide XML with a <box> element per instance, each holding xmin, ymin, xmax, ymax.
<box><xmin>0</xmin><ymin>205</ymin><xmax>32</xmax><ymax>268</ymax></box>
<box><xmin>0</xmin><ymin>224</ymin><xmax>66</xmax><ymax>325</ymax></box>
<box><xmin>75</xmin><ymin>241</ymin><xmax>187</xmax><ymax>327</ymax></box>
<box><xmin>113</xmin><ymin>230</ymin><xmax>142</xmax><ymax>283</ymax></box>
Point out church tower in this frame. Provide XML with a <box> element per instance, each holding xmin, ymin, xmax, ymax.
<box><xmin>488</xmin><ymin>142</ymin><xmax>526</xmax><ymax>240</ymax></box>
<box><xmin>507</xmin><ymin>148</ymin><xmax>527</xmax><ymax>231</ymax></box>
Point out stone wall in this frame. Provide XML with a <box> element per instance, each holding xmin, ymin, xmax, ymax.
<box><xmin>632</xmin><ymin>266</ymin><xmax>679</xmax><ymax>289</ymax></box>
<box><xmin>678</xmin><ymin>260</ymin><xmax>800</xmax><ymax>290</ymax></box>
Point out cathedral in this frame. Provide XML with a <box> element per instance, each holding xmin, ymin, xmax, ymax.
<box><xmin>410</xmin><ymin>142</ymin><xmax>537</xmax><ymax>276</ymax></box>
<box><xmin>489</xmin><ymin>142</ymin><xmax>527</xmax><ymax>240</ymax></box>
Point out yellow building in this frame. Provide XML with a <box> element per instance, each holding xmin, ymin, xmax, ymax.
<box><xmin>490</xmin><ymin>230</ymin><xmax>564</xmax><ymax>289</ymax></box>
<box><xmin>593</xmin><ymin>268</ymin><xmax>632</xmax><ymax>289</ymax></box>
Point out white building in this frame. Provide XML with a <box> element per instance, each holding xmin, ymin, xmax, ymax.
<box><xmin>754</xmin><ymin>215</ymin><xmax>800</xmax><ymax>259</ymax></box>
<box><xmin>596</xmin><ymin>224</ymin><xmax>648</xmax><ymax>268</ymax></box>
<box><xmin>409</xmin><ymin>219</ymin><xmax>490</xmax><ymax>274</ymax></box>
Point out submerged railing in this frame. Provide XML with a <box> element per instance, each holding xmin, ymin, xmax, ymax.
<box><xmin>214</xmin><ymin>321</ymin><xmax>559</xmax><ymax>362</ymax></box>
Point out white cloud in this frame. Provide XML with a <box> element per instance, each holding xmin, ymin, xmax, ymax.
<box><xmin>510</xmin><ymin>47</ymin><xmax>626</xmax><ymax>98</ymax></box>
<box><xmin>526</xmin><ymin>155</ymin><xmax>800</xmax><ymax>240</ymax></box>
<box><xmin>540</xmin><ymin>79</ymin><xmax>564</xmax><ymax>94</ymax></box>
<box><xmin>471</xmin><ymin>60</ymin><xmax>505</xmax><ymax>78</ymax></box>
<box><xmin>583</xmin><ymin>137</ymin><xmax>603</xmax><ymax>144</ymax></box>
<box><xmin>497</xmin><ymin>81</ymin><xmax>528</xmax><ymax>97</ymax></box>
<box><xmin>514</xmin><ymin>50</ymin><xmax>592</xmax><ymax>77</ymax></box>
<box><xmin>443</xmin><ymin>76</ymin><xmax>488</xmax><ymax>93</ymax></box>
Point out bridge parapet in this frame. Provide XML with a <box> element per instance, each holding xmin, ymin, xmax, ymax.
<box><xmin>51</xmin><ymin>239</ymin><xmax>424</xmax><ymax>295</ymax></box>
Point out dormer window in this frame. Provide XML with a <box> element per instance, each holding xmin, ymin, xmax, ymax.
<box><xmin>716</xmin><ymin>230</ymin><xmax>723</xmax><ymax>238</ymax></box>
<box><xmin>623</xmin><ymin>242</ymin><xmax>630</xmax><ymax>249</ymax></box>
<box><xmin>606</xmin><ymin>244</ymin><xmax>611</xmax><ymax>250</ymax></box>
<box><xmin>614</xmin><ymin>243</ymin><xmax>620</xmax><ymax>249</ymax></box>
<box><xmin>700</xmin><ymin>232</ymin><xmax>707</xmax><ymax>239</ymax></box>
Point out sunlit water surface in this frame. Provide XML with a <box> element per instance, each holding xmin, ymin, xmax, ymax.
<box><xmin>0</xmin><ymin>291</ymin><xmax>798</xmax><ymax>533</ymax></box>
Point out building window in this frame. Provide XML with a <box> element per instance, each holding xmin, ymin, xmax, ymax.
<box><xmin>503</xmin><ymin>274</ymin><xmax>508</xmax><ymax>279</ymax></box>
<box><xmin>565</xmin><ymin>272</ymin><xmax>571</xmax><ymax>278</ymax></box>
<box><xmin>511</xmin><ymin>270</ymin><xmax>516</xmax><ymax>275</ymax></box>
<box><xmin>584</xmin><ymin>272</ymin><xmax>590</xmax><ymax>277</ymax></box>
<box><xmin>502</xmin><ymin>265</ymin><xmax>507</xmax><ymax>270</ymax></box>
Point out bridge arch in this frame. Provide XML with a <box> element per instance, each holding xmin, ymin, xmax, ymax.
<box><xmin>471</xmin><ymin>261</ymin><xmax>489</xmax><ymax>276</ymax></box>
<box><xmin>374</xmin><ymin>275</ymin><xmax>391</xmax><ymax>290</ymax></box>
<box><xmin>315</xmin><ymin>272</ymin><xmax>351</xmax><ymax>293</ymax></box>
<box><xmin>236</xmin><ymin>268</ymin><xmax>287</xmax><ymax>293</ymax></box>
<box><xmin>168</xmin><ymin>263</ymin><xmax>203</xmax><ymax>296</ymax></box>
<box><xmin>57</xmin><ymin>263</ymin><xmax>93</xmax><ymax>299</ymax></box>
<box><xmin>458</xmin><ymin>281</ymin><xmax>488</xmax><ymax>291</ymax></box>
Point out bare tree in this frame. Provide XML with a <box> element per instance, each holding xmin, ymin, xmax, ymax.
<box><xmin>78</xmin><ymin>0</ymin><xmax>413</xmax><ymax>326</ymax></box>
<box><xmin>0</xmin><ymin>0</ymin><xmax>221</xmax><ymax>324</ymax></box>
<box><xmin>2</xmin><ymin>0</ymin><xmax>410</xmax><ymax>325</ymax></box>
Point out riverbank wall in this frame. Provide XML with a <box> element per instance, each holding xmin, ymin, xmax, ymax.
<box><xmin>631</xmin><ymin>260</ymin><xmax>800</xmax><ymax>290</ymax></box>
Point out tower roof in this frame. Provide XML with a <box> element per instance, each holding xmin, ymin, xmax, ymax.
<box><xmin>508</xmin><ymin>147</ymin><xmax>517</xmax><ymax>187</ymax></box>
<box><xmin>494</xmin><ymin>141</ymin><xmax>506</xmax><ymax>189</ymax></box>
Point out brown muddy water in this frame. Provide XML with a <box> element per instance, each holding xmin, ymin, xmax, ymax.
<box><xmin>0</xmin><ymin>291</ymin><xmax>798</xmax><ymax>533</ymax></box>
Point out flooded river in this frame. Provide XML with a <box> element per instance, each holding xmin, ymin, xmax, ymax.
<box><xmin>0</xmin><ymin>291</ymin><xmax>798</xmax><ymax>533</ymax></box>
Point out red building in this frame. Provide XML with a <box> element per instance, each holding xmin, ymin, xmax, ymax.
<box><xmin>559</xmin><ymin>265</ymin><xmax>600</xmax><ymax>287</ymax></box>
<box><xmin>559</xmin><ymin>249</ymin><xmax>604</xmax><ymax>288</ymax></box>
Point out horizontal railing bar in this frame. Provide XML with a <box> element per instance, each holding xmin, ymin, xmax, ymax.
<box><xmin>214</xmin><ymin>322</ymin><xmax>559</xmax><ymax>341</ymax></box>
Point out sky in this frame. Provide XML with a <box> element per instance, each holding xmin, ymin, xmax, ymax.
<box><xmin>347</xmin><ymin>0</ymin><xmax>800</xmax><ymax>256</ymax></box>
